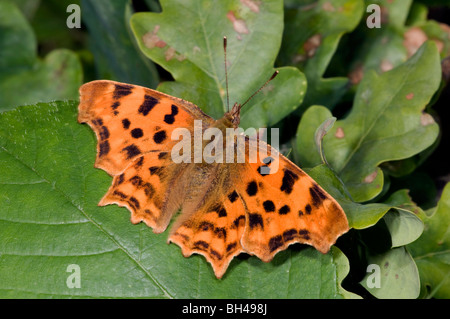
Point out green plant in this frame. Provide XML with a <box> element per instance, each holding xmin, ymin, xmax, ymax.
<box><xmin>0</xmin><ymin>0</ymin><xmax>448</xmax><ymax>299</ymax></box>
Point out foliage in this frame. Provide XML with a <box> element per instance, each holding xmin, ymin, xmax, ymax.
<box><xmin>0</xmin><ymin>0</ymin><xmax>449</xmax><ymax>299</ymax></box>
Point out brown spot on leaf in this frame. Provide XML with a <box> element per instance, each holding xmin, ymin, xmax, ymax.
<box><xmin>380</xmin><ymin>59</ymin><xmax>394</xmax><ymax>72</ymax></box>
<box><xmin>165</xmin><ymin>47</ymin><xmax>176</xmax><ymax>61</ymax></box>
<box><xmin>227</xmin><ymin>11</ymin><xmax>249</xmax><ymax>35</ymax></box>
<box><xmin>403</xmin><ymin>27</ymin><xmax>428</xmax><ymax>58</ymax></box>
<box><xmin>176</xmin><ymin>54</ymin><xmax>186</xmax><ymax>61</ymax></box>
<box><xmin>406</xmin><ymin>92</ymin><xmax>414</xmax><ymax>100</ymax></box>
<box><xmin>348</xmin><ymin>63</ymin><xmax>364</xmax><ymax>85</ymax></box>
<box><xmin>334</xmin><ymin>127</ymin><xmax>345</xmax><ymax>139</ymax></box>
<box><xmin>303</xmin><ymin>34</ymin><xmax>321</xmax><ymax>58</ymax></box>
<box><xmin>240</xmin><ymin>0</ymin><xmax>260</xmax><ymax>13</ymax></box>
<box><xmin>142</xmin><ymin>25</ymin><xmax>167</xmax><ymax>49</ymax></box>
<box><xmin>420</xmin><ymin>113</ymin><xmax>435</xmax><ymax>126</ymax></box>
<box><xmin>364</xmin><ymin>171</ymin><xmax>377</xmax><ymax>184</ymax></box>
<box><xmin>322</xmin><ymin>2</ymin><xmax>335</xmax><ymax>11</ymax></box>
<box><xmin>434</xmin><ymin>39</ymin><xmax>444</xmax><ymax>53</ymax></box>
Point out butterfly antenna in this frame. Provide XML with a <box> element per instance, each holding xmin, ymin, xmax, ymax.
<box><xmin>223</xmin><ymin>36</ymin><xmax>230</xmax><ymax>113</ymax></box>
<box><xmin>240</xmin><ymin>70</ymin><xmax>279</xmax><ymax>109</ymax></box>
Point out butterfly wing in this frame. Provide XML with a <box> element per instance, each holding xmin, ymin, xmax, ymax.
<box><xmin>235</xmin><ymin>138</ymin><xmax>349</xmax><ymax>262</ymax></box>
<box><xmin>79</xmin><ymin>80</ymin><xmax>348</xmax><ymax>278</ymax></box>
<box><xmin>168</xmin><ymin>163</ymin><xmax>247</xmax><ymax>279</ymax></box>
<box><xmin>78</xmin><ymin>80</ymin><xmax>213</xmax><ymax>174</ymax></box>
<box><xmin>78</xmin><ymin>80</ymin><xmax>214</xmax><ymax>232</ymax></box>
<box><xmin>168</xmin><ymin>137</ymin><xmax>348</xmax><ymax>278</ymax></box>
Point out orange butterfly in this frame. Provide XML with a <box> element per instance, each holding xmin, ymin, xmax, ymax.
<box><xmin>78</xmin><ymin>38</ymin><xmax>349</xmax><ymax>279</ymax></box>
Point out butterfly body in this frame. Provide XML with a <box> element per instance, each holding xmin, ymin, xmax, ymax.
<box><xmin>78</xmin><ymin>80</ymin><xmax>349</xmax><ymax>278</ymax></box>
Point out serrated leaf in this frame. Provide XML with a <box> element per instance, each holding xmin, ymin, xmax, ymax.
<box><xmin>295</xmin><ymin>42</ymin><xmax>441</xmax><ymax>202</ymax></box>
<box><xmin>360</xmin><ymin>247</ymin><xmax>420</xmax><ymax>299</ymax></box>
<box><xmin>408</xmin><ymin>183</ymin><xmax>450</xmax><ymax>299</ymax></box>
<box><xmin>347</xmin><ymin>0</ymin><xmax>450</xmax><ymax>89</ymax></box>
<box><xmin>306</xmin><ymin>167</ymin><xmax>423</xmax><ymax>299</ymax></box>
<box><xmin>130</xmin><ymin>0</ymin><xmax>306</xmax><ymax>129</ymax></box>
<box><xmin>0</xmin><ymin>101</ymin><xmax>357</xmax><ymax>298</ymax></box>
<box><xmin>0</xmin><ymin>0</ymin><xmax>82</xmax><ymax>111</ymax></box>
<box><xmin>279</xmin><ymin>0</ymin><xmax>364</xmax><ymax>110</ymax></box>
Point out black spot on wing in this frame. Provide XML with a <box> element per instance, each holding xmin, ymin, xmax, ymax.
<box><xmin>129</xmin><ymin>175</ymin><xmax>143</xmax><ymax>186</ymax></box>
<box><xmin>131</xmin><ymin>128</ymin><xmax>144</xmax><ymax>139</ymax></box>
<box><xmin>122</xmin><ymin>144</ymin><xmax>141</xmax><ymax>159</ymax></box>
<box><xmin>99</xmin><ymin>126</ymin><xmax>110</xmax><ymax>140</ymax></box>
<box><xmin>232</xmin><ymin>215</ymin><xmax>245</xmax><ymax>229</ymax></box>
<box><xmin>111</xmin><ymin>101</ymin><xmax>120</xmax><ymax>110</ymax></box>
<box><xmin>99</xmin><ymin>141</ymin><xmax>110</xmax><ymax>157</ymax></box>
<box><xmin>280</xmin><ymin>169</ymin><xmax>299</xmax><ymax>194</ymax></box>
<box><xmin>122</xmin><ymin>118</ymin><xmax>131</xmax><ymax>130</ymax></box>
<box><xmin>113</xmin><ymin>190</ymin><xmax>127</xmax><ymax>199</ymax></box>
<box><xmin>263</xmin><ymin>200</ymin><xmax>275</xmax><ymax>212</ymax></box>
<box><xmin>129</xmin><ymin>196</ymin><xmax>140</xmax><ymax>210</ymax></box>
<box><xmin>214</xmin><ymin>227</ymin><xmax>227</xmax><ymax>239</ymax></box>
<box><xmin>193</xmin><ymin>240</ymin><xmax>209</xmax><ymax>250</ymax></box>
<box><xmin>199</xmin><ymin>221</ymin><xmax>214</xmax><ymax>231</ymax></box>
<box><xmin>164</xmin><ymin>104</ymin><xmax>179</xmax><ymax>124</ymax></box>
<box><xmin>134</xmin><ymin>156</ymin><xmax>144</xmax><ymax>168</ymax></box>
<box><xmin>226</xmin><ymin>242</ymin><xmax>237</xmax><ymax>252</ymax></box>
<box><xmin>92</xmin><ymin>118</ymin><xmax>103</xmax><ymax>126</ymax></box>
<box><xmin>269</xmin><ymin>235</ymin><xmax>283</xmax><ymax>252</ymax></box>
<box><xmin>209</xmin><ymin>203</ymin><xmax>227</xmax><ymax>217</ymax></box>
<box><xmin>283</xmin><ymin>229</ymin><xmax>297</xmax><ymax>242</ymax></box>
<box><xmin>228</xmin><ymin>190</ymin><xmax>239</xmax><ymax>203</ymax></box>
<box><xmin>210</xmin><ymin>249</ymin><xmax>223</xmax><ymax>260</ymax></box>
<box><xmin>149</xmin><ymin>166</ymin><xmax>162</xmax><ymax>176</ymax></box>
<box><xmin>305</xmin><ymin>204</ymin><xmax>312</xmax><ymax>215</ymax></box>
<box><xmin>309</xmin><ymin>184</ymin><xmax>328</xmax><ymax>208</ymax></box>
<box><xmin>278</xmin><ymin>205</ymin><xmax>290</xmax><ymax>215</ymax></box>
<box><xmin>248</xmin><ymin>213</ymin><xmax>263</xmax><ymax>230</ymax></box>
<box><xmin>116</xmin><ymin>173</ymin><xmax>125</xmax><ymax>185</ymax></box>
<box><xmin>158</xmin><ymin>152</ymin><xmax>168</xmax><ymax>160</ymax></box>
<box><xmin>153</xmin><ymin>130</ymin><xmax>167</xmax><ymax>144</ymax></box>
<box><xmin>113</xmin><ymin>84</ymin><xmax>133</xmax><ymax>99</ymax></box>
<box><xmin>299</xmin><ymin>229</ymin><xmax>310</xmax><ymax>240</ymax></box>
<box><xmin>246</xmin><ymin>180</ymin><xmax>258</xmax><ymax>196</ymax></box>
<box><xmin>144</xmin><ymin>183</ymin><xmax>155</xmax><ymax>198</ymax></box>
<box><xmin>139</xmin><ymin>95</ymin><xmax>159</xmax><ymax>116</ymax></box>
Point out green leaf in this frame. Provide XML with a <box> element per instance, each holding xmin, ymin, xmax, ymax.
<box><xmin>382</xmin><ymin>190</ymin><xmax>424</xmax><ymax>248</ymax></box>
<box><xmin>295</xmin><ymin>42</ymin><xmax>441</xmax><ymax>202</ymax></box>
<box><xmin>279</xmin><ymin>0</ymin><xmax>364</xmax><ymax>110</ymax></box>
<box><xmin>0</xmin><ymin>0</ymin><xmax>82</xmax><ymax>111</ymax></box>
<box><xmin>347</xmin><ymin>1</ymin><xmax>450</xmax><ymax>88</ymax></box>
<box><xmin>344</xmin><ymin>0</ymin><xmax>412</xmax><ymax>90</ymax></box>
<box><xmin>408</xmin><ymin>183</ymin><xmax>450</xmax><ymax>299</ymax></box>
<box><xmin>81</xmin><ymin>0</ymin><xmax>159</xmax><ymax>88</ymax></box>
<box><xmin>360</xmin><ymin>247</ymin><xmax>420</xmax><ymax>299</ymax></box>
<box><xmin>0</xmin><ymin>101</ymin><xmax>356</xmax><ymax>298</ymax></box>
<box><xmin>130</xmin><ymin>0</ymin><xmax>306</xmax><ymax>128</ymax></box>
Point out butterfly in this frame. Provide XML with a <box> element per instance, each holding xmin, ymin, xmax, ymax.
<box><xmin>77</xmin><ymin>38</ymin><xmax>349</xmax><ymax>279</ymax></box>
